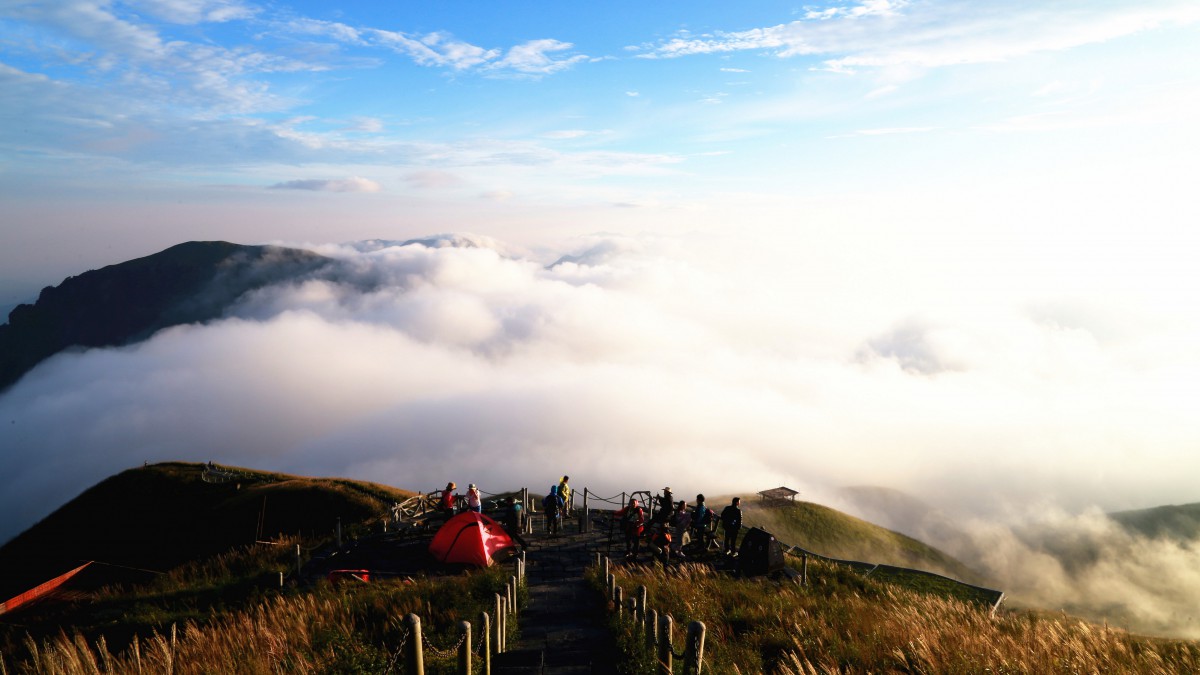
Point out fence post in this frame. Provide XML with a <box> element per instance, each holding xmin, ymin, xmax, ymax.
<box><xmin>636</xmin><ymin>585</ymin><xmax>648</xmax><ymax>630</ymax></box>
<box><xmin>501</xmin><ymin>596</ymin><xmax>509</xmax><ymax>652</ymax></box>
<box><xmin>495</xmin><ymin>594</ymin><xmax>504</xmax><ymax>654</ymax></box>
<box><xmin>607</xmin><ymin>573</ymin><xmax>616</xmax><ymax>604</ymax></box>
<box><xmin>615</xmin><ymin>586</ymin><xmax>624</xmax><ymax>619</ymax></box>
<box><xmin>802</xmin><ymin>553</ymin><xmax>808</xmax><ymax>586</ymax></box>
<box><xmin>685</xmin><ymin>620</ymin><xmax>705</xmax><ymax>674</ymax></box>
<box><xmin>295</xmin><ymin>544</ymin><xmax>301</xmax><ymax>578</ymax></box>
<box><xmin>479</xmin><ymin>612</ymin><xmax>491</xmax><ymax>675</ymax></box>
<box><xmin>405</xmin><ymin>614</ymin><xmax>424</xmax><ymax>675</ymax></box>
<box><xmin>336</xmin><ymin>517</ymin><xmax>342</xmax><ymax>549</ymax></box>
<box><xmin>582</xmin><ymin>488</ymin><xmax>590</xmax><ymax>533</ymax></box>
<box><xmin>456</xmin><ymin>621</ymin><xmax>472</xmax><ymax>674</ymax></box>
<box><xmin>658</xmin><ymin>614</ymin><xmax>673</xmax><ymax>674</ymax></box>
<box><xmin>646</xmin><ymin>608</ymin><xmax>658</xmax><ymax>650</ymax></box>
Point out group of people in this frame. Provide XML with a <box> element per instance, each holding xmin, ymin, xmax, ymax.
<box><xmin>615</xmin><ymin>490</ymin><xmax>743</xmax><ymax>563</ymax></box>
<box><xmin>438</xmin><ymin>481</ymin><xmax>483</xmax><ymax>515</ymax></box>
<box><xmin>541</xmin><ymin>476</ymin><xmax>572</xmax><ymax>535</ymax></box>
<box><xmin>437</xmin><ymin>478</ymin><xmax>746</xmax><ymax>563</ymax></box>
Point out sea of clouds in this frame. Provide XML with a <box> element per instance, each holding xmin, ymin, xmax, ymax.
<box><xmin>2</xmin><ymin>233</ymin><xmax>1200</xmax><ymax>636</ymax></box>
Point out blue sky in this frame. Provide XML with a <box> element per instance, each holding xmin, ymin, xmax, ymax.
<box><xmin>3</xmin><ymin>0</ymin><xmax>1199</xmax><ymax>303</ymax></box>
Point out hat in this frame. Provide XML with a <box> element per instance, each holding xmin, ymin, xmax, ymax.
<box><xmin>469</xmin><ymin>483</ymin><xmax>476</xmax><ymax>489</ymax></box>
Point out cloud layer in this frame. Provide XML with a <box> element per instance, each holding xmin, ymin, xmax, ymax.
<box><xmin>2</xmin><ymin>233</ymin><xmax>1200</xmax><ymax>636</ymax></box>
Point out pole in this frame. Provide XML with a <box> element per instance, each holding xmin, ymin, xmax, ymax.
<box><xmin>637</xmin><ymin>585</ymin><xmax>648</xmax><ymax>631</ymax></box>
<box><xmin>295</xmin><ymin>543</ymin><xmax>302</xmax><ymax>578</ymax></box>
<box><xmin>802</xmin><ymin>553</ymin><xmax>808</xmax><ymax>586</ymax></box>
<box><xmin>685</xmin><ymin>621</ymin><xmax>706</xmax><ymax>674</ymax></box>
<box><xmin>495</xmin><ymin>594</ymin><xmax>504</xmax><ymax>654</ymax></box>
<box><xmin>405</xmin><ymin>614</ymin><xmax>424</xmax><ymax>675</ymax></box>
<box><xmin>658</xmin><ymin>614</ymin><xmax>674</xmax><ymax>674</ymax></box>
<box><xmin>480</xmin><ymin>612</ymin><xmax>491</xmax><ymax>675</ymax></box>
<box><xmin>646</xmin><ymin>608</ymin><xmax>658</xmax><ymax>650</ymax></box>
<box><xmin>583</xmin><ymin>488</ymin><xmax>590</xmax><ymax>533</ymax></box>
<box><xmin>457</xmin><ymin>621</ymin><xmax>471</xmax><ymax>675</ymax></box>
<box><xmin>336</xmin><ymin>517</ymin><xmax>342</xmax><ymax>549</ymax></box>
<box><xmin>615</xmin><ymin>586</ymin><xmax>624</xmax><ymax>618</ymax></box>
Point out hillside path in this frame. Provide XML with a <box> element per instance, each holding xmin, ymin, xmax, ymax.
<box><xmin>492</xmin><ymin>512</ymin><xmax>619</xmax><ymax>674</ymax></box>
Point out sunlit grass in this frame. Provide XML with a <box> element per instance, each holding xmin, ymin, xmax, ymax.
<box><xmin>591</xmin><ymin>558</ymin><xmax>1200</xmax><ymax>674</ymax></box>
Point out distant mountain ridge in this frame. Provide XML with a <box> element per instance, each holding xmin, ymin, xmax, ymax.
<box><xmin>0</xmin><ymin>241</ymin><xmax>329</xmax><ymax>391</ymax></box>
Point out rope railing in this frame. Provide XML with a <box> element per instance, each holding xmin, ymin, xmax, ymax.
<box><xmin>594</xmin><ymin>554</ymin><xmax>706</xmax><ymax>674</ymax></box>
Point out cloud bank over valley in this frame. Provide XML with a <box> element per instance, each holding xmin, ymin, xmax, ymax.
<box><xmin>2</xmin><ymin>233</ymin><xmax>1200</xmax><ymax>636</ymax></box>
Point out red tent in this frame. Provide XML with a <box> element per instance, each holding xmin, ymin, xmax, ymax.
<box><xmin>429</xmin><ymin>512</ymin><xmax>517</xmax><ymax>567</ymax></box>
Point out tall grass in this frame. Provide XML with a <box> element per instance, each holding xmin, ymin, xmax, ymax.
<box><xmin>5</xmin><ymin>566</ymin><xmax>518</xmax><ymax>674</ymax></box>
<box><xmin>593</xmin><ymin>558</ymin><xmax>1200</xmax><ymax>674</ymax></box>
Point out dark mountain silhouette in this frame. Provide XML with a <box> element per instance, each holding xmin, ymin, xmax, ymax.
<box><xmin>0</xmin><ymin>241</ymin><xmax>329</xmax><ymax>391</ymax></box>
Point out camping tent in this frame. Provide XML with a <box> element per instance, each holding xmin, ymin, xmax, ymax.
<box><xmin>429</xmin><ymin>512</ymin><xmax>517</xmax><ymax>567</ymax></box>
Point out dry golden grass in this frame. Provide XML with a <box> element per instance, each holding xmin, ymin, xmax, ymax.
<box><xmin>5</xmin><ymin>566</ymin><xmax>517</xmax><ymax>675</ymax></box>
<box><xmin>594</xmin><ymin>558</ymin><xmax>1200</xmax><ymax>674</ymax></box>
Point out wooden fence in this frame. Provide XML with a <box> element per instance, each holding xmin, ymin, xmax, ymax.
<box><xmin>595</xmin><ymin>554</ymin><xmax>707</xmax><ymax>674</ymax></box>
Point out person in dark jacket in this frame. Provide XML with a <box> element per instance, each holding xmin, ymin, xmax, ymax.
<box><xmin>720</xmin><ymin>497</ymin><xmax>742</xmax><ymax>556</ymax></box>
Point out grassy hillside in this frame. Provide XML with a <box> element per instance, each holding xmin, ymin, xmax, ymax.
<box><xmin>0</xmin><ymin>462</ymin><xmax>414</xmax><ymax>600</ymax></box>
<box><xmin>1110</xmin><ymin>502</ymin><xmax>1200</xmax><ymax>541</ymax></box>
<box><xmin>739</xmin><ymin>499</ymin><xmax>981</xmax><ymax>583</ymax></box>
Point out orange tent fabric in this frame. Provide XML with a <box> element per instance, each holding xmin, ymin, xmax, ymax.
<box><xmin>429</xmin><ymin>512</ymin><xmax>517</xmax><ymax>567</ymax></box>
<box><xmin>0</xmin><ymin>562</ymin><xmax>92</xmax><ymax>615</ymax></box>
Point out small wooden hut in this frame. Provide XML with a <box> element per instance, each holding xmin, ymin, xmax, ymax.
<box><xmin>757</xmin><ymin>486</ymin><xmax>799</xmax><ymax>504</ymax></box>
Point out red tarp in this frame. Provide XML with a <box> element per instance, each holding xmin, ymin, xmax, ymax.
<box><xmin>0</xmin><ymin>562</ymin><xmax>92</xmax><ymax>615</ymax></box>
<box><xmin>429</xmin><ymin>512</ymin><xmax>516</xmax><ymax>567</ymax></box>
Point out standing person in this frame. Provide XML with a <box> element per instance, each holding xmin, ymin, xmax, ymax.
<box><xmin>558</xmin><ymin>476</ymin><xmax>572</xmax><ymax>518</ymax></box>
<box><xmin>691</xmin><ymin>494</ymin><xmax>714</xmax><ymax>549</ymax></box>
<box><xmin>502</xmin><ymin>497</ymin><xmax>529</xmax><ymax>550</ymax></box>
<box><xmin>720</xmin><ymin>497</ymin><xmax>742</xmax><ymax>556</ymax></box>
<box><xmin>440</xmin><ymin>482</ymin><xmax>457</xmax><ymax>516</ymax></box>
<box><xmin>466</xmin><ymin>483</ymin><xmax>482</xmax><ymax>513</ymax></box>
<box><xmin>542</xmin><ymin>485</ymin><xmax>564</xmax><ymax>535</ymax></box>
<box><xmin>671</xmin><ymin>501</ymin><xmax>691</xmax><ymax>559</ymax></box>
<box><xmin>654</xmin><ymin>487</ymin><xmax>674</xmax><ymax>523</ymax></box>
<box><xmin>615</xmin><ymin>497</ymin><xmax>645</xmax><ymax>561</ymax></box>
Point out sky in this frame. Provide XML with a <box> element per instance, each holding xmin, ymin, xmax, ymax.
<box><xmin>3</xmin><ymin>0</ymin><xmax>1200</xmax><ymax>634</ymax></box>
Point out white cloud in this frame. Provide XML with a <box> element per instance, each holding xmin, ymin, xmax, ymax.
<box><xmin>640</xmin><ymin>1</ymin><xmax>1200</xmax><ymax>75</ymax></box>
<box><xmin>270</xmin><ymin>176</ymin><xmax>382</xmax><ymax>192</ymax></box>
<box><xmin>403</xmin><ymin>170</ymin><xmax>462</xmax><ymax>189</ymax></box>
<box><xmin>488</xmin><ymin>39</ymin><xmax>588</xmax><ymax>75</ymax></box>
<box><xmin>127</xmin><ymin>0</ymin><xmax>256</xmax><ymax>24</ymax></box>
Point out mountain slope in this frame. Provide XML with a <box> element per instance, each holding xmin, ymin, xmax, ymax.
<box><xmin>0</xmin><ymin>462</ymin><xmax>413</xmax><ymax>601</ymax></box>
<box><xmin>0</xmin><ymin>241</ymin><xmax>329</xmax><ymax>391</ymax></box>
<box><xmin>1110</xmin><ymin>502</ymin><xmax>1200</xmax><ymax>541</ymax></box>
<box><xmin>740</xmin><ymin>499</ymin><xmax>982</xmax><ymax>583</ymax></box>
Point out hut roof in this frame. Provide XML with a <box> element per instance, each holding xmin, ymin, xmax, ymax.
<box><xmin>757</xmin><ymin>486</ymin><xmax>800</xmax><ymax>500</ymax></box>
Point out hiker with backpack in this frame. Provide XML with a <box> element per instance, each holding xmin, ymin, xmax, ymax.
<box><xmin>543</xmin><ymin>485</ymin><xmax>564</xmax><ymax>535</ymax></box>
<box><xmin>615</xmin><ymin>497</ymin><xmax>645</xmax><ymax>560</ymax></box>
<box><xmin>720</xmin><ymin>497</ymin><xmax>743</xmax><ymax>556</ymax></box>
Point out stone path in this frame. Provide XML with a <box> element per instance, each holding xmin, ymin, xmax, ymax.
<box><xmin>492</xmin><ymin>513</ymin><xmax>619</xmax><ymax>674</ymax></box>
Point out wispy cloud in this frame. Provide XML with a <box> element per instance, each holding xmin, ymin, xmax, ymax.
<box><xmin>270</xmin><ymin>177</ymin><xmax>382</xmax><ymax>192</ymax></box>
<box><xmin>638</xmin><ymin>1</ymin><xmax>1200</xmax><ymax>74</ymax></box>
<box><xmin>488</xmin><ymin>39</ymin><xmax>588</xmax><ymax>75</ymax></box>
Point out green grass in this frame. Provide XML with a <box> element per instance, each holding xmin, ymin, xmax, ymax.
<box><xmin>740</xmin><ymin>499</ymin><xmax>981</xmax><ymax>583</ymax></box>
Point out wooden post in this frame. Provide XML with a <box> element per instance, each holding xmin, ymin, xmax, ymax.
<box><xmin>685</xmin><ymin>621</ymin><xmax>705</xmax><ymax>674</ymax></box>
<box><xmin>509</xmin><ymin>575</ymin><xmax>518</xmax><ymax>614</ymax></box>
<box><xmin>636</xmin><ymin>585</ymin><xmax>648</xmax><ymax>631</ymax></box>
<box><xmin>480</xmin><ymin>612</ymin><xmax>491</xmax><ymax>675</ymax></box>
<box><xmin>582</xmin><ymin>488</ymin><xmax>590</xmax><ymax>533</ymax></box>
<box><xmin>495</xmin><ymin>594</ymin><xmax>504</xmax><ymax>654</ymax></box>
<box><xmin>278</xmin><ymin>571</ymin><xmax>284</xmax><ymax>588</ymax></box>
<box><xmin>603</xmin><ymin>556</ymin><xmax>610</xmax><ymax>581</ymax></box>
<box><xmin>457</xmin><ymin>621</ymin><xmax>472</xmax><ymax>675</ymax></box>
<box><xmin>658</xmin><ymin>614</ymin><xmax>673</xmax><ymax>674</ymax></box>
<box><xmin>405</xmin><ymin>614</ymin><xmax>424</xmax><ymax>675</ymax></box>
<box><xmin>607</xmin><ymin>573</ymin><xmax>616</xmax><ymax>604</ymax></box>
<box><xmin>615</xmin><ymin>586</ymin><xmax>624</xmax><ymax>618</ymax></box>
<box><xmin>802</xmin><ymin>553</ymin><xmax>808</xmax><ymax>586</ymax></box>
<box><xmin>295</xmin><ymin>543</ymin><xmax>302</xmax><ymax>578</ymax></box>
<box><xmin>646</xmin><ymin>608</ymin><xmax>658</xmax><ymax>650</ymax></box>
<box><xmin>336</xmin><ymin>517</ymin><xmax>342</xmax><ymax>549</ymax></box>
